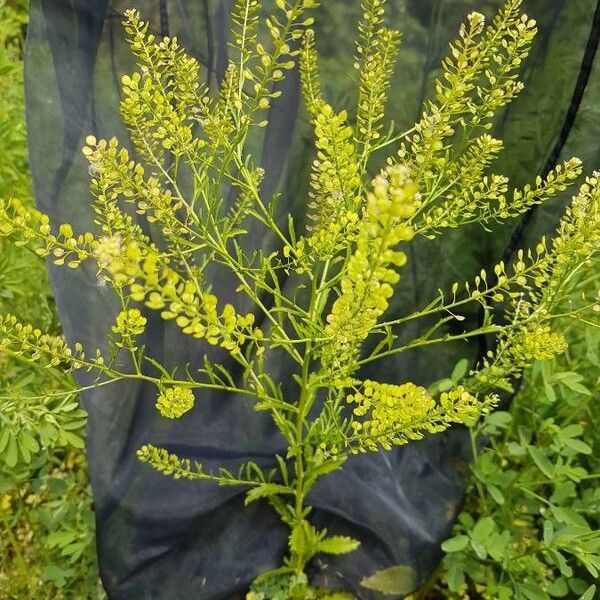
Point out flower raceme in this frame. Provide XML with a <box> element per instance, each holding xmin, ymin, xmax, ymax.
<box><xmin>347</xmin><ymin>381</ymin><xmax>495</xmax><ymax>453</ymax></box>
<box><xmin>321</xmin><ymin>164</ymin><xmax>419</xmax><ymax>381</ymax></box>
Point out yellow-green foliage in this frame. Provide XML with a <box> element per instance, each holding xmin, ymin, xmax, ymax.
<box><xmin>0</xmin><ymin>0</ymin><xmax>598</xmax><ymax>595</ymax></box>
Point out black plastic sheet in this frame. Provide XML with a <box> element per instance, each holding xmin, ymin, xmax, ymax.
<box><xmin>24</xmin><ymin>1</ymin><xmax>600</xmax><ymax>598</ymax></box>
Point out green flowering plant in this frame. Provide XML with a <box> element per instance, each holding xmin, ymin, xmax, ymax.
<box><xmin>435</xmin><ymin>273</ymin><xmax>600</xmax><ymax>600</ymax></box>
<box><xmin>0</xmin><ymin>0</ymin><xmax>599</xmax><ymax>597</ymax></box>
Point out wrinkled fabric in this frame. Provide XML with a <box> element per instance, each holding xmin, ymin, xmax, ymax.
<box><xmin>24</xmin><ymin>1</ymin><xmax>600</xmax><ymax>598</ymax></box>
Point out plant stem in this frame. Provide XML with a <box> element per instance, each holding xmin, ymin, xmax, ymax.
<box><xmin>288</xmin><ymin>261</ymin><xmax>330</xmax><ymax>573</ymax></box>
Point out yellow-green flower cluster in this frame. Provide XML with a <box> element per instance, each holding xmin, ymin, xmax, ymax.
<box><xmin>200</xmin><ymin>64</ymin><xmax>238</xmax><ymax>149</ymax></box>
<box><xmin>299</xmin><ymin>29</ymin><xmax>323</xmax><ymax>115</ymax></box>
<box><xmin>542</xmin><ymin>173</ymin><xmax>600</xmax><ymax>303</ymax></box>
<box><xmin>306</xmin><ymin>103</ymin><xmax>361</xmax><ymax>247</ymax></box>
<box><xmin>94</xmin><ymin>235</ymin><xmax>124</xmax><ymax>271</ymax></box>
<box><xmin>93</xmin><ymin>235</ymin><xmax>148</xmax><ymax>287</ymax></box>
<box><xmin>517</xmin><ymin>325</ymin><xmax>568</xmax><ymax>362</ymax></box>
<box><xmin>0</xmin><ymin>198</ymin><xmax>96</xmax><ymax>268</ymax></box>
<box><xmin>438</xmin><ymin>385</ymin><xmax>496</xmax><ymax>427</ymax></box>
<box><xmin>347</xmin><ymin>381</ymin><xmax>437</xmax><ymax>452</ymax></box>
<box><xmin>247</xmin><ymin>0</ymin><xmax>316</xmax><ymax>116</ymax></box>
<box><xmin>130</xmin><ymin>248</ymin><xmax>257</xmax><ymax>351</ymax></box>
<box><xmin>121</xmin><ymin>10</ymin><xmax>206</xmax><ymax>163</ymax></box>
<box><xmin>398</xmin><ymin>11</ymin><xmax>487</xmax><ymax>179</ymax></box>
<box><xmin>137</xmin><ymin>443</ymin><xmax>261</xmax><ymax>485</ymax></box>
<box><xmin>60</xmin><ymin>226</ymin><xmax>259</xmax><ymax>356</ymax></box>
<box><xmin>83</xmin><ymin>137</ymin><xmax>196</xmax><ymax>245</ymax></box>
<box><xmin>473</xmin><ymin>322</ymin><xmax>568</xmax><ymax>393</ymax></box>
<box><xmin>470</xmin><ymin>174</ymin><xmax>599</xmax><ymax>394</ymax></box>
<box><xmin>347</xmin><ymin>380</ymin><xmax>497</xmax><ymax>453</ymax></box>
<box><xmin>283</xmin><ymin>211</ymin><xmax>360</xmax><ymax>269</ymax></box>
<box><xmin>0</xmin><ymin>313</ymin><xmax>81</xmax><ymax>369</ymax></box>
<box><xmin>322</xmin><ymin>165</ymin><xmax>418</xmax><ymax>381</ymax></box>
<box><xmin>111</xmin><ymin>308</ymin><xmax>147</xmax><ymax>350</ymax></box>
<box><xmin>137</xmin><ymin>444</ymin><xmax>202</xmax><ymax>479</ymax></box>
<box><xmin>354</xmin><ymin>0</ymin><xmax>401</xmax><ymax>165</ymax></box>
<box><xmin>399</xmin><ymin>2</ymin><xmax>536</xmax><ymax>184</ymax></box>
<box><xmin>417</xmin><ymin>158</ymin><xmax>582</xmax><ymax>235</ymax></box>
<box><xmin>155</xmin><ymin>387</ymin><xmax>196</xmax><ymax>419</ymax></box>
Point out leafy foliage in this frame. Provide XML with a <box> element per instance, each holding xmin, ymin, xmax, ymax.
<box><xmin>431</xmin><ymin>267</ymin><xmax>600</xmax><ymax>600</ymax></box>
<box><xmin>0</xmin><ymin>1</ymin><xmax>102</xmax><ymax>597</ymax></box>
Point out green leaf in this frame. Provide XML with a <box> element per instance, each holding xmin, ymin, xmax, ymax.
<box><xmin>61</xmin><ymin>541</ymin><xmax>87</xmax><ymax>562</ymax></box>
<box><xmin>317</xmin><ymin>535</ymin><xmax>360</xmax><ymax>555</ymax></box>
<box><xmin>441</xmin><ymin>535</ymin><xmax>469</xmax><ymax>553</ymax></box>
<box><xmin>551</xmin><ymin>505</ymin><xmax>589</xmax><ymax>528</ymax></box>
<box><xmin>17</xmin><ymin>432</ymin><xmax>31</xmax><ymax>464</ymax></box>
<box><xmin>0</xmin><ymin>428</ymin><xmax>10</xmax><ymax>453</ymax></box>
<box><xmin>437</xmin><ymin>378</ymin><xmax>454</xmax><ymax>392</ymax></box>
<box><xmin>275</xmin><ymin>454</ymin><xmax>289</xmax><ymax>485</ymax></box>
<box><xmin>562</xmin><ymin>438</ymin><xmax>592</xmax><ymax>455</ymax></box>
<box><xmin>47</xmin><ymin>530</ymin><xmax>78</xmax><ymax>549</ymax></box>
<box><xmin>289</xmin><ymin>521</ymin><xmax>319</xmax><ymax>558</ymax></box>
<box><xmin>59</xmin><ymin>430</ymin><xmax>85</xmax><ymax>449</ymax></box>
<box><xmin>451</xmin><ymin>358</ymin><xmax>469</xmax><ymax>382</ymax></box>
<box><xmin>558</xmin><ymin>376</ymin><xmax>590</xmax><ymax>396</ymax></box>
<box><xmin>485</xmin><ymin>411</ymin><xmax>512</xmax><ymax>428</ymax></box>
<box><xmin>528</xmin><ymin>445</ymin><xmax>554</xmax><ymax>478</ymax></box>
<box><xmin>508</xmin><ymin>441</ymin><xmax>526</xmax><ymax>455</ymax></box>
<box><xmin>19</xmin><ymin>430</ymin><xmax>39</xmax><ymax>453</ymax></box>
<box><xmin>517</xmin><ymin>582</ymin><xmax>550</xmax><ymax>600</ymax></box>
<box><xmin>543</xmin><ymin>520</ymin><xmax>554</xmax><ymax>546</ymax></box>
<box><xmin>360</xmin><ymin>565</ymin><xmax>417</xmax><ymax>595</ymax></box>
<box><xmin>549</xmin><ymin>549</ymin><xmax>573</xmax><ymax>578</ymax></box>
<box><xmin>445</xmin><ymin>559</ymin><xmax>465</xmax><ymax>592</ymax></box>
<box><xmin>551</xmin><ymin>481</ymin><xmax>576</xmax><ymax>504</ymax></box>
<box><xmin>42</xmin><ymin>564</ymin><xmax>74</xmax><ymax>588</ymax></box>
<box><xmin>579</xmin><ymin>585</ymin><xmax>597</xmax><ymax>600</ymax></box>
<box><xmin>470</xmin><ymin>517</ymin><xmax>495</xmax><ymax>545</ymax></box>
<box><xmin>487</xmin><ymin>483</ymin><xmax>505</xmax><ymax>505</ymax></box>
<box><xmin>581</xmin><ymin>554</ymin><xmax>600</xmax><ymax>578</ymax></box>
<box><xmin>39</xmin><ymin>422</ymin><xmax>58</xmax><ymax>446</ymax></box>
<box><xmin>244</xmin><ymin>483</ymin><xmax>291</xmax><ymax>505</ymax></box>
<box><xmin>4</xmin><ymin>435</ymin><xmax>18</xmax><ymax>467</ymax></box>
<box><xmin>486</xmin><ymin>530</ymin><xmax>510</xmax><ymax>561</ymax></box>
<box><xmin>544</xmin><ymin>381</ymin><xmax>557</xmax><ymax>403</ymax></box>
<box><xmin>559</xmin><ymin>424</ymin><xmax>584</xmax><ymax>439</ymax></box>
<box><xmin>548</xmin><ymin>577</ymin><xmax>568</xmax><ymax>598</ymax></box>
<box><xmin>305</xmin><ymin>456</ymin><xmax>345</xmax><ymax>482</ymax></box>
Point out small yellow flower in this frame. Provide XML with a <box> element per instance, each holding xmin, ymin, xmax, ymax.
<box><xmin>155</xmin><ymin>387</ymin><xmax>195</xmax><ymax>419</ymax></box>
<box><xmin>0</xmin><ymin>493</ymin><xmax>12</xmax><ymax>513</ymax></box>
<box><xmin>111</xmin><ymin>308</ymin><xmax>147</xmax><ymax>349</ymax></box>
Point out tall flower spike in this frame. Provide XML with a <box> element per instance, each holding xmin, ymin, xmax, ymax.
<box><xmin>306</xmin><ymin>103</ymin><xmax>361</xmax><ymax>242</ymax></box>
<box><xmin>399</xmin><ymin>1</ymin><xmax>537</xmax><ymax>187</ymax></box>
<box><xmin>299</xmin><ymin>29</ymin><xmax>323</xmax><ymax>115</ymax></box>
<box><xmin>121</xmin><ymin>10</ymin><xmax>206</xmax><ymax>165</ymax></box>
<box><xmin>354</xmin><ymin>0</ymin><xmax>401</xmax><ymax>172</ymax></box>
<box><xmin>322</xmin><ymin>164</ymin><xmax>419</xmax><ymax>381</ymax></box>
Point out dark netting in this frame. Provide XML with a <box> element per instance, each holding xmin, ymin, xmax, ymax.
<box><xmin>24</xmin><ymin>0</ymin><xmax>600</xmax><ymax>598</ymax></box>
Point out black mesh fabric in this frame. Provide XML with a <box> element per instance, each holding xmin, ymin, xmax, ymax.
<box><xmin>24</xmin><ymin>1</ymin><xmax>600</xmax><ymax>598</ymax></box>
